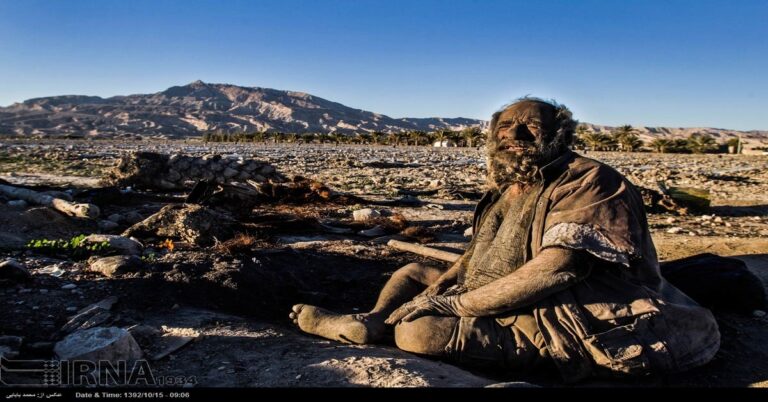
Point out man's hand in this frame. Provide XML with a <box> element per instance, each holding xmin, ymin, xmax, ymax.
<box><xmin>384</xmin><ymin>295</ymin><xmax>462</xmax><ymax>325</ymax></box>
<box><xmin>421</xmin><ymin>279</ymin><xmax>452</xmax><ymax>297</ymax></box>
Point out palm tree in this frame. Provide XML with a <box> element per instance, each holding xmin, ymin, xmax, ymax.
<box><xmin>612</xmin><ymin>125</ymin><xmax>640</xmax><ymax>152</ymax></box>
<box><xmin>460</xmin><ymin>127</ymin><xmax>482</xmax><ymax>147</ymax></box>
<box><xmin>430</xmin><ymin>130</ymin><xmax>447</xmax><ymax>146</ymax></box>
<box><xmin>649</xmin><ymin>138</ymin><xmax>673</xmax><ymax>153</ymax></box>
<box><xmin>618</xmin><ymin>133</ymin><xmax>643</xmax><ymax>152</ymax></box>
<box><xmin>686</xmin><ymin>133</ymin><xmax>718</xmax><ymax>154</ymax></box>
<box><xmin>386</xmin><ymin>132</ymin><xmax>399</xmax><ymax>146</ymax></box>
<box><xmin>581</xmin><ymin>132</ymin><xmax>611</xmax><ymax>151</ymax></box>
<box><xmin>328</xmin><ymin>132</ymin><xmax>344</xmax><ymax>145</ymax></box>
<box><xmin>396</xmin><ymin>132</ymin><xmax>409</xmax><ymax>146</ymax></box>
<box><xmin>408</xmin><ymin>130</ymin><xmax>428</xmax><ymax>146</ymax></box>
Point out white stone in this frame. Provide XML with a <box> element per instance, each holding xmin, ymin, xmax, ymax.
<box><xmin>666</xmin><ymin>227</ymin><xmax>684</xmax><ymax>234</ymax></box>
<box><xmin>353</xmin><ymin>208</ymin><xmax>381</xmax><ymax>221</ymax></box>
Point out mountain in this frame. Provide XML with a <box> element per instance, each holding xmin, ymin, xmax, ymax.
<box><xmin>580</xmin><ymin>123</ymin><xmax>768</xmax><ymax>144</ymax></box>
<box><xmin>1</xmin><ymin>81</ymin><xmax>765</xmax><ymax>143</ymax></box>
<box><xmin>0</xmin><ymin>81</ymin><xmax>486</xmax><ymax>139</ymax></box>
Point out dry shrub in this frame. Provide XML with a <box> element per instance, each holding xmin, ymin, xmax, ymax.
<box><xmin>216</xmin><ymin>233</ymin><xmax>258</xmax><ymax>254</ymax></box>
<box><xmin>400</xmin><ymin>226</ymin><xmax>435</xmax><ymax>244</ymax></box>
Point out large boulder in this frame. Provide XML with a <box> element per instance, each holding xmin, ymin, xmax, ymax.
<box><xmin>88</xmin><ymin>255</ymin><xmax>143</xmax><ymax>278</ymax></box>
<box><xmin>83</xmin><ymin>234</ymin><xmax>143</xmax><ymax>255</ymax></box>
<box><xmin>54</xmin><ymin>327</ymin><xmax>143</xmax><ymax>362</ymax></box>
<box><xmin>122</xmin><ymin>204</ymin><xmax>236</xmax><ymax>246</ymax></box>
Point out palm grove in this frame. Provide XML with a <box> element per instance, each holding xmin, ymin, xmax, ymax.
<box><xmin>202</xmin><ymin>125</ymin><xmax>738</xmax><ymax>154</ymax></box>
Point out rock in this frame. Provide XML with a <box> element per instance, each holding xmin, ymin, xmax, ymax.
<box><xmin>88</xmin><ymin>255</ymin><xmax>143</xmax><ymax>277</ymax></box>
<box><xmin>54</xmin><ymin>327</ymin><xmax>143</xmax><ymax>363</ymax></box>
<box><xmin>165</xmin><ymin>169</ymin><xmax>182</xmax><ymax>182</ymax></box>
<box><xmin>753</xmin><ymin>310</ymin><xmax>766</xmax><ymax>318</ymax></box>
<box><xmin>37</xmin><ymin>264</ymin><xmax>65</xmax><ymax>277</ymax></box>
<box><xmin>107</xmin><ymin>213</ymin><xmax>124</xmax><ymax>223</ymax></box>
<box><xmin>665</xmin><ymin>217</ymin><xmax>676</xmax><ymax>224</ymax></box>
<box><xmin>667</xmin><ymin>227</ymin><xmax>684</xmax><ymax>234</ymax></box>
<box><xmin>0</xmin><ymin>259</ymin><xmax>31</xmax><ymax>282</ymax></box>
<box><xmin>61</xmin><ymin>284</ymin><xmax>77</xmax><ymax>290</ymax></box>
<box><xmin>123</xmin><ymin>211</ymin><xmax>145</xmax><ymax>224</ymax></box>
<box><xmin>222</xmin><ymin>167</ymin><xmax>239</xmax><ymax>179</ymax></box>
<box><xmin>353</xmin><ymin>208</ymin><xmax>381</xmax><ymax>221</ymax></box>
<box><xmin>84</xmin><ymin>234</ymin><xmax>143</xmax><ymax>255</ymax></box>
<box><xmin>714</xmin><ymin>216</ymin><xmax>724</xmax><ymax>223</ymax></box>
<box><xmin>60</xmin><ymin>297</ymin><xmax>118</xmax><ymax>333</ymax></box>
<box><xmin>464</xmin><ymin>227</ymin><xmax>474</xmax><ymax>238</ymax></box>
<box><xmin>122</xmin><ymin>204</ymin><xmax>236</xmax><ymax>246</ymax></box>
<box><xmin>7</xmin><ymin>199</ymin><xmax>28</xmax><ymax>208</ymax></box>
<box><xmin>258</xmin><ymin>165</ymin><xmax>276</xmax><ymax>175</ymax></box>
<box><xmin>98</xmin><ymin>220</ymin><xmax>119</xmax><ymax>231</ymax></box>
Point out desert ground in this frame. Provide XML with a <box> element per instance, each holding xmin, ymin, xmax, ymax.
<box><xmin>1</xmin><ymin>139</ymin><xmax>767</xmax><ymax>388</ymax></box>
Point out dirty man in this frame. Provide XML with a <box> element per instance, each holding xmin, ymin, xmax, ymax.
<box><xmin>289</xmin><ymin>98</ymin><xmax>720</xmax><ymax>382</ymax></box>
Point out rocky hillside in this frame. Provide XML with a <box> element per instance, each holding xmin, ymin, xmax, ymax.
<box><xmin>0</xmin><ymin>81</ymin><xmax>485</xmax><ymax>139</ymax></box>
<box><xmin>581</xmin><ymin>123</ymin><xmax>768</xmax><ymax>144</ymax></box>
<box><xmin>1</xmin><ymin>81</ymin><xmax>765</xmax><ymax>143</ymax></box>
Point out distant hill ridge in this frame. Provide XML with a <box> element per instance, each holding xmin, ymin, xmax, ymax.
<box><xmin>0</xmin><ymin>81</ymin><xmax>765</xmax><ymax>141</ymax></box>
<box><xmin>0</xmin><ymin>81</ymin><xmax>484</xmax><ymax>138</ymax></box>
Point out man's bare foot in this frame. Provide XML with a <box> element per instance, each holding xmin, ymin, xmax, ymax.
<box><xmin>289</xmin><ymin>304</ymin><xmax>387</xmax><ymax>344</ymax></box>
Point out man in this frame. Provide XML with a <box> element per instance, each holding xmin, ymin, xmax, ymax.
<box><xmin>289</xmin><ymin>98</ymin><xmax>720</xmax><ymax>382</ymax></box>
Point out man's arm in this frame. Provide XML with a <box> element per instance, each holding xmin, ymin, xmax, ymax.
<box><xmin>455</xmin><ymin>247</ymin><xmax>592</xmax><ymax>316</ymax></box>
<box><xmin>386</xmin><ymin>247</ymin><xmax>593</xmax><ymax>323</ymax></box>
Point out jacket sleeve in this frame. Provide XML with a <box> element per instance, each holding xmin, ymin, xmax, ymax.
<box><xmin>540</xmin><ymin>164</ymin><xmax>650</xmax><ymax>267</ymax></box>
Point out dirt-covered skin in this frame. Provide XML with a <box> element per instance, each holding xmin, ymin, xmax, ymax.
<box><xmin>0</xmin><ymin>139</ymin><xmax>767</xmax><ymax>387</ymax></box>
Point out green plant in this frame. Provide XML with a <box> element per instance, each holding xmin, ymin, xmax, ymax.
<box><xmin>141</xmin><ymin>252</ymin><xmax>157</xmax><ymax>263</ymax></box>
<box><xmin>26</xmin><ymin>234</ymin><xmax>111</xmax><ymax>259</ymax></box>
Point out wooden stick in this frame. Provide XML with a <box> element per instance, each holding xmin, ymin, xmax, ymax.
<box><xmin>0</xmin><ymin>183</ymin><xmax>100</xmax><ymax>219</ymax></box>
<box><xmin>387</xmin><ymin>239</ymin><xmax>461</xmax><ymax>263</ymax></box>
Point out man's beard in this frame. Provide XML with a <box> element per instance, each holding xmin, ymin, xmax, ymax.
<box><xmin>486</xmin><ymin>137</ymin><xmax>563</xmax><ymax>190</ymax></box>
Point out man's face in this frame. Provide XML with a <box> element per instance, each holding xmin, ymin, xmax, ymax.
<box><xmin>492</xmin><ymin>101</ymin><xmax>557</xmax><ymax>157</ymax></box>
<box><xmin>486</xmin><ymin>101</ymin><xmax>560</xmax><ymax>189</ymax></box>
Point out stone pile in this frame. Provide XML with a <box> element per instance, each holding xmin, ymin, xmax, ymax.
<box><xmin>102</xmin><ymin>151</ymin><xmax>286</xmax><ymax>190</ymax></box>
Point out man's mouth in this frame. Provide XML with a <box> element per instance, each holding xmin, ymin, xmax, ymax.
<box><xmin>497</xmin><ymin>142</ymin><xmax>535</xmax><ymax>153</ymax></box>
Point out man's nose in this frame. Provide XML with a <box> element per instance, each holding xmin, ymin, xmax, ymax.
<box><xmin>499</xmin><ymin>124</ymin><xmax>535</xmax><ymax>142</ymax></box>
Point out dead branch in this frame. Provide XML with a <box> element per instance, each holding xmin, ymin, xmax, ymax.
<box><xmin>387</xmin><ymin>239</ymin><xmax>460</xmax><ymax>263</ymax></box>
<box><xmin>0</xmin><ymin>183</ymin><xmax>100</xmax><ymax>219</ymax></box>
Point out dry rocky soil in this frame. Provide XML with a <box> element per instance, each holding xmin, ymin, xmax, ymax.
<box><xmin>0</xmin><ymin>140</ymin><xmax>767</xmax><ymax>388</ymax></box>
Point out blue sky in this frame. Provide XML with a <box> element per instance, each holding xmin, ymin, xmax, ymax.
<box><xmin>1</xmin><ymin>0</ymin><xmax>766</xmax><ymax>130</ymax></box>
